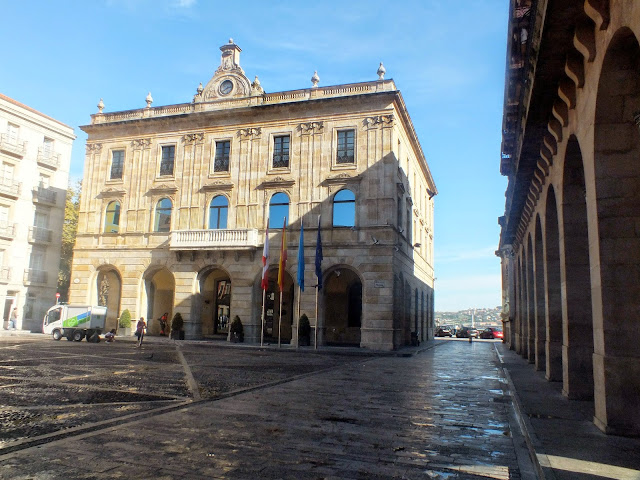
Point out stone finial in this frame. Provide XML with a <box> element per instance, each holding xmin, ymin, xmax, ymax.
<box><xmin>252</xmin><ymin>76</ymin><xmax>261</xmax><ymax>88</ymax></box>
<box><xmin>196</xmin><ymin>83</ymin><xmax>204</xmax><ymax>95</ymax></box>
<box><xmin>97</xmin><ymin>98</ymin><xmax>104</xmax><ymax>114</ymax></box>
<box><xmin>145</xmin><ymin>92</ymin><xmax>153</xmax><ymax>108</ymax></box>
<box><xmin>377</xmin><ymin>62</ymin><xmax>386</xmax><ymax>80</ymax></box>
<box><xmin>311</xmin><ymin>71</ymin><xmax>320</xmax><ymax>88</ymax></box>
<box><xmin>229</xmin><ymin>38</ymin><xmax>234</xmax><ymax>44</ymax></box>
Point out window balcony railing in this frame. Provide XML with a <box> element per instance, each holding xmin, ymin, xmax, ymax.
<box><xmin>170</xmin><ymin>229</ymin><xmax>259</xmax><ymax>250</ymax></box>
<box><xmin>24</xmin><ymin>268</ymin><xmax>47</xmax><ymax>284</ymax></box>
<box><xmin>0</xmin><ymin>267</ymin><xmax>11</xmax><ymax>283</ymax></box>
<box><xmin>0</xmin><ymin>134</ymin><xmax>26</xmax><ymax>156</ymax></box>
<box><xmin>32</xmin><ymin>187</ymin><xmax>57</xmax><ymax>205</ymax></box>
<box><xmin>37</xmin><ymin>148</ymin><xmax>60</xmax><ymax>169</ymax></box>
<box><xmin>29</xmin><ymin>226</ymin><xmax>53</xmax><ymax>244</ymax></box>
<box><xmin>0</xmin><ymin>179</ymin><xmax>21</xmax><ymax>199</ymax></box>
<box><xmin>0</xmin><ymin>222</ymin><xmax>16</xmax><ymax>240</ymax></box>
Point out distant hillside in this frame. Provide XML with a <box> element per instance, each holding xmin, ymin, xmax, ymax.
<box><xmin>435</xmin><ymin>307</ymin><xmax>502</xmax><ymax>328</ymax></box>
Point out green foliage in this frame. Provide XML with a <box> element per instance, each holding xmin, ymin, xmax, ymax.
<box><xmin>230</xmin><ymin>315</ymin><xmax>244</xmax><ymax>342</ymax></box>
<box><xmin>118</xmin><ymin>309</ymin><xmax>131</xmax><ymax>328</ymax></box>
<box><xmin>171</xmin><ymin>312</ymin><xmax>184</xmax><ymax>331</ymax></box>
<box><xmin>57</xmin><ymin>180</ymin><xmax>82</xmax><ymax>302</ymax></box>
<box><xmin>299</xmin><ymin>314</ymin><xmax>310</xmax><ymax>337</ymax></box>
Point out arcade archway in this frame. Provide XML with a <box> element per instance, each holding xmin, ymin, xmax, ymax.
<box><xmin>323</xmin><ymin>267</ymin><xmax>362</xmax><ymax>346</ymax></box>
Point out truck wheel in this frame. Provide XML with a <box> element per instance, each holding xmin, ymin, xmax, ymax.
<box><xmin>66</xmin><ymin>331</ymin><xmax>74</xmax><ymax>341</ymax></box>
<box><xmin>73</xmin><ymin>330</ymin><xmax>84</xmax><ymax>342</ymax></box>
<box><xmin>52</xmin><ymin>330</ymin><xmax>63</xmax><ymax>341</ymax></box>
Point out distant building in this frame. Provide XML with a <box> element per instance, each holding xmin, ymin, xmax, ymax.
<box><xmin>497</xmin><ymin>1</ymin><xmax>640</xmax><ymax>436</ymax></box>
<box><xmin>0</xmin><ymin>94</ymin><xmax>74</xmax><ymax>331</ymax></box>
<box><xmin>69</xmin><ymin>40</ymin><xmax>437</xmax><ymax>350</ymax></box>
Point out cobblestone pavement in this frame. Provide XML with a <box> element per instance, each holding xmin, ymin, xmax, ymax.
<box><xmin>0</xmin><ymin>335</ymin><xmax>528</xmax><ymax>479</ymax></box>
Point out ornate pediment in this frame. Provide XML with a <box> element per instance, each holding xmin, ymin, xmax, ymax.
<box><xmin>260</xmin><ymin>176</ymin><xmax>295</xmax><ymax>189</ymax></box>
<box><xmin>201</xmin><ymin>180</ymin><xmax>234</xmax><ymax>192</ymax></box>
<box><xmin>148</xmin><ymin>183</ymin><xmax>178</xmax><ymax>195</ymax></box>
<box><xmin>193</xmin><ymin>40</ymin><xmax>252</xmax><ymax>103</ymax></box>
<box><xmin>98</xmin><ymin>187</ymin><xmax>126</xmax><ymax>198</ymax></box>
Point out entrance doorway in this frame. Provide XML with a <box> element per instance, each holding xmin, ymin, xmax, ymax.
<box><xmin>263</xmin><ymin>268</ymin><xmax>294</xmax><ymax>344</ymax></box>
<box><xmin>324</xmin><ymin>268</ymin><xmax>362</xmax><ymax>346</ymax></box>
<box><xmin>199</xmin><ymin>269</ymin><xmax>231</xmax><ymax>337</ymax></box>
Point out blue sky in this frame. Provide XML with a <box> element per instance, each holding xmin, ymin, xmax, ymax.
<box><xmin>1</xmin><ymin>0</ymin><xmax>508</xmax><ymax>311</ymax></box>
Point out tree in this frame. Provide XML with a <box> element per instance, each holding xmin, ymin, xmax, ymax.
<box><xmin>57</xmin><ymin>180</ymin><xmax>82</xmax><ymax>302</ymax></box>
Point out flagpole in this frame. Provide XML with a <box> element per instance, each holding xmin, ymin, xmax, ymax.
<box><xmin>315</xmin><ymin>284</ymin><xmax>318</xmax><ymax>350</ymax></box>
<box><xmin>278</xmin><ymin>290</ymin><xmax>283</xmax><ymax>348</ymax></box>
<box><xmin>260</xmin><ymin>288</ymin><xmax>265</xmax><ymax>347</ymax></box>
<box><xmin>296</xmin><ymin>285</ymin><xmax>301</xmax><ymax>349</ymax></box>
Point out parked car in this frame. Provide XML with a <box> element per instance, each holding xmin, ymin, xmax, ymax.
<box><xmin>435</xmin><ymin>326</ymin><xmax>453</xmax><ymax>337</ymax></box>
<box><xmin>479</xmin><ymin>327</ymin><xmax>503</xmax><ymax>339</ymax></box>
<box><xmin>455</xmin><ymin>326</ymin><xmax>478</xmax><ymax>338</ymax></box>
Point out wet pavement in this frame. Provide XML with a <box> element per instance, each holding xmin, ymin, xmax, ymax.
<box><xmin>0</xmin><ymin>333</ymin><xmax>530</xmax><ymax>479</ymax></box>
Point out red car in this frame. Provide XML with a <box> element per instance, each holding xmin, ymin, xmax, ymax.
<box><xmin>479</xmin><ymin>327</ymin><xmax>503</xmax><ymax>339</ymax></box>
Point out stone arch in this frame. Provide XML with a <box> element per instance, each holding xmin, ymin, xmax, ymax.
<box><xmin>592</xmin><ymin>27</ymin><xmax>640</xmax><ymax>435</ymax></box>
<box><xmin>196</xmin><ymin>265</ymin><xmax>232</xmax><ymax>337</ymax></box>
<box><xmin>534</xmin><ymin>215</ymin><xmax>546</xmax><ymax>371</ymax></box>
<box><xmin>526</xmin><ymin>235</ymin><xmax>535</xmax><ymax>364</ymax></box>
<box><xmin>323</xmin><ymin>265</ymin><xmax>363</xmax><ymax>347</ymax></box>
<box><xmin>94</xmin><ymin>265</ymin><xmax>122</xmax><ymax>332</ymax></box>
<box><xmin>142</xmin><ymin>267</ymin><xmax>175</xmax><ymax>336</ymax></box>
<box><xmin>262</xmin><ymin>265</ymin><xmax>295</xmax><ymax>344</ymax></box>
<box><xmin>562</xmin><ymin>135</ymin><xmax>594</xmax><ymax>399</ymax></box>
<box><xmin>545</xmin><ymin>186</ymin><xmax>563</xmax><ymax>382</ymax></box>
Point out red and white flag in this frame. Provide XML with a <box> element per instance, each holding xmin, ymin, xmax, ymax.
<box><xmin>261</xmin><ymin>222</ymin><xmax>270</xmax><ymax>290</ymax></box>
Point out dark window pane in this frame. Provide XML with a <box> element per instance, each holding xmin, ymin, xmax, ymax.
<box><xmin>209</xmin><ymin>195</ymin><xmax>228</xmax><ymax>229</ymax></box>
<box><xmin>337</xmin><ymin>130</ymin><xmax>355</xmax><ymax>164</ymax></box>
<box><xmin>160</xmin><ymin>146</ymin><xmax>175</xmax><ymax>176</ymax></box>
<box><xmin>105</xmin><ymin>201</ymin><xmax>120</xmax><ymax>233</ymax></box>
<box><xmin>273</xmin><ymin>136</ymin><xmax>290</xmax><ymax>168</ymax></box>
<box><xmin>214</xmin><ymin>141</ymin><xmax>230</xmax><ymax>172</ymax></box>
<box><xmin>333</xmin><ymin>189</ymin><xmax>356</xmax><ymax>227</ymax></box>
<box><xmin>110</xmin><ymin>150</ymin><xmax>124</xmax><ymax>179</ymax></box>
<box><xmin>269</xmin><ymin>192</ymin><xmax>289</xmax><ymax>228</ymax></box>
<box><xmin>155</xmin><ymin>198</ymin><xmax>172</xmax><ymax>232</ymax></box>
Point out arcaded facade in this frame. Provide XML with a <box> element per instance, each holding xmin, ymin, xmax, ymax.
<box><xmin>497</xmin><ymin>0</ymin><xmax>640</xmax><ymax>436</ymax></box>
<box><xmin>69</xmin><ymin>40</ymin><xmax>437</xmax><ymax>351</ymax></box>
<box><xmin>0</xmin><ymin>94</ymin><xmax>74</xmax><ymax>331</ymax></box>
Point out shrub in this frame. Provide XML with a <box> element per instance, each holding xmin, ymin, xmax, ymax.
<box><xmin>230</xmin><ymin>315</ymin><xmax>244</xmax><ymax>342</ymax></box>
<box><xmin>118</xmin><ymin>309</ymin><xmax>131</xmax><ymax>328</ymax></box>
<box><xmin>171</xmin><ymin>312</ymin><xmax>184</xmax><ymax>331</ymax></box>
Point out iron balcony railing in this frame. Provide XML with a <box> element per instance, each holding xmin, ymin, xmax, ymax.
<box><xmin>170</xmin><ymin>229</ymin><xmax>259</xmax><ymax>250</ymax></box>
<box><xmin>0</xmin><ymin>134</ymin><xmax>26</xmax><ymax>156</ymax></box>
<box><xmin>37</xmin><ymin>148</ymin><xmax>60</xmax><ymax>169</ymax></box>
<box><xmin>28</xmin><ymin>226</ymin><xmax>53</xmax><ymax>243</ymax></box>
<box><xmin>24</xmin><ymin>269</ymin><xmax>47</xmax><ymax>284</ymax></box>
<box><xmin>32</xmin><ymin>187</ymin><xmax>57</xmax><ymax>205</ymax></box>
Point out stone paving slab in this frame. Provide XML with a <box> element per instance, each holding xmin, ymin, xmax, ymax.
<box><xmin>0</xmin><ymin>338</ymin><xmax>526</xmax><ymax>479</ymax></box>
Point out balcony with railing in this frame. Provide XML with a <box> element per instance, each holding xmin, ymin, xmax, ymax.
<box><xmin>24</xmin><ymin>268</ymin><xmax>47</xmax><ymax>285</ymax></box>
<box><xmin>28</xmin><ymin>226</ymin><xmax>53</xmax><ymax>244</ymax></box>
<box><xmin>0</xmin><ymin>134</ymin><xmax>26</xmax><ymax>157</ymax></box>
<box><xmin>37</xmin><ymin>148</ymin><xmax>61</xmax><ymax>169</ymax></box>
<box><xmin>0</xmin><ymin>178</ymin><xmax>21</xmax><ymax>199</ymax></box>
<box><xmin>0</xmin><ymin>267</ymin><xmax>11</xmax><ymax>283</ymax></box>
<box><xmin>32</xmin><ymin>187</ymin><xmax>57</xmax><ymax>205</ymax></box>
<box><xmin>0</xmin><ymin>222</ymin><xmax>16</xmax><ymax>240</ymax></box>
<box><xmin>170</xmin><ymin>229</ymin><xmax>259</xmax><ymax>251</ymax></box>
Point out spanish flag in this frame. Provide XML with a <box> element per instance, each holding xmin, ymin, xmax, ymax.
<box><xmin>277</xmin><ymin>217</ymin><xmax>287</xmax><ymax>292</ymax></box>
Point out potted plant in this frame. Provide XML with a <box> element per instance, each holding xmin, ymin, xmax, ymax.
<box><xmin>229</xmin><ymin>315</ymin><xmax>244</xmax><ymax>343</ymax></box>
<box><xmin>298</xmin><ymin>314</ymin><xmax>311</xmax><ymax>346</ymax></box>
<box><xmin>171</xmin><ymin>312</ymin><xmax>184</xmax><ymax>340</ymax></box>
<box><xmin>118</xmin><ymin>309</ymin><xmax>132</xmax><ymax>336</ymax></box>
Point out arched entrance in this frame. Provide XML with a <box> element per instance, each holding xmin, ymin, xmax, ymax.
<box><xmin>324</xmin><ymin>267</ymin><xmax>362</xmax><ymax>346</ymax></box>
<box><xmin>263</xmin><ymin>267</ymin><xmax>294</xmax><ymax>344</ymax></box>
<box><xmin>198</xmin><ymin>267</ymin><xmax>231</xmax><ymax>337</ymax></box>
<box><xmin>143</xmin><ymin>268</ymin><xmax>175</xmax><ymax>335</ymax></box>
<box><xmin>95</xmin><ymin>267</ymin><xmax>121</xmax><ymax>332</ymax></box>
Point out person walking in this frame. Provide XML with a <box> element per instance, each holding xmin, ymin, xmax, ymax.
<box><xmin>135</xmin><ymin>317</ymin><xmax>146</xmax><ymax>347</ymax></box>
<box><xmin>8</xmin><ymin>308</ymin><xmax>17</xmax><ymax>330</ymax></box>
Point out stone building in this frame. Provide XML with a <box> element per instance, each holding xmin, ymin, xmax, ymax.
<box><xmin>69</xmin><ymin>40</ymin><xmax>436</xmax><ymax>350</ymax></box>
<box><xmin>497</xmin><ymin>0</ymin><xmax>640</xmax><ymax>436</ymax></box>
<box><xmin>0</xmin><ymin>94</ymin><xmax>74</xmax><ymax>331</ymax></box>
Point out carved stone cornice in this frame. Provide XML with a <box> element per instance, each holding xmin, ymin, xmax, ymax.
<box><xmin>97</xmin><ymin>187</ymin><xmax>126</xmax><ymax>199</ymax></box>
<box><xmin>201</xmin><ymin>180</ymin><xmax>234</xmax><ymax>192</ymax></box>
<box><xmin>299</xmin><ymin>121</ymin><xmax>324</xmax><ymax>135</ymax></box>
<box><xmin>86</xmin><ymin>143</ymin><xmax>102</xmax><ymax>154</ymax></box>
<box><xmin>364</xmin><ymin>114</ymin><xmax>394</xmax><ymax>129</ymax></box>
<box><xmin>238</xmin><ymin>127</ymin><xmax>261</xmax><ymax>139</ymax></box>
<box><xmin>260</xmin><ymin>176</ymin><xmax>295</xmax><ymax>189</ymax></box>
<box><xmin>131</xmin><ymin>138</ymin><xmax>152</xmax><ymax>150</ymax></box>
<box><xmin>182</xmin><ymin>132</ymin><xmax>205</xmax><ymax>144</ymax></box>
<box><xmin>148</xmin><ymin>183</ymin><xmax>178</xmax><ymax>195</ymax></box>
<box><xmin>323</xmin><ymin>173</ymin><xmax>362</xmax><ymax>186</ymax></box>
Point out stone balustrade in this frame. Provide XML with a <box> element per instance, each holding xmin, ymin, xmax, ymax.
<box><xmin>170</xmin><ymin>228</ymin><xmax>259</xmax><ymax>250</ymax></box>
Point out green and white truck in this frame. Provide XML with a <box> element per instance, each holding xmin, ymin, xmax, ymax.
<box><xmin>43</xmin><ymin>305</ymin><xmax>107</xmax><ymax>342</ymax></box>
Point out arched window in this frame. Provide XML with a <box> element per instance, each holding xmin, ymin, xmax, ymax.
<box><xmin>209</xmin><ymin>195</ymin><xmax>228</xmax><ymax>229</ymax></box>
<box><xmin>332</xmin><ymin>189</ymin><xmax>355</xmax><ymax>227</ymax></box>
<box><xmin>154</xmin><ymin>198</ymin><xmax>172</xmax><ymax>232</ymax></box>
<box><xmin>269</xmin><ymin>192</ymin><xmax>289</xmax><ymax>228</ymax></box>
<box><xmin>104</xmin><ymin>201</ymin><xmax>120</xmax><ymax>233</ymax></box>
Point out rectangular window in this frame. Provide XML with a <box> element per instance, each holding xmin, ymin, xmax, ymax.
<box><xmin>214</xmin><ymin>141</ymin><xmax>230</xmax><ymax>172</ymax></box>
<box><xmin>6</xmin><ymin>123</ymin><xmax>19</xmax><ymax>143</ymax></box>
<box><xmin>1</xmin><ymin>163</ymin><xmax>13</xmax><ymax>186</ymax></box>
<box><xmin>43</xmin><ymin>137</ymin><xmax>54</xmax><ymax>158</ymax></box>
<box><xmin>110</xmin><ymin>150</ymin><xmax>124</xmax><ymax>179</ymax></box>
<box><xmin>160</xmin><ymin>145</ymin><xmax>175</xmax><ymax>176</ymax></box>
<box><xmin>34</xmin><ymin>210</ymin><xmax>49</xmax><ymax>229</ymax></box>
<box><xmin>337</xmin><ymin>130</ymin><xmax>355</xmax><ymax>164</ymax></box>
<box><xmin>273</xmin><ymin>135</ymin><xmax>290</xmax><ymax>168</ymax></box>
<box><xmin>29</xmin><ymin>247</ymin><xmax>45</xmax><ymax>271</ymax></box>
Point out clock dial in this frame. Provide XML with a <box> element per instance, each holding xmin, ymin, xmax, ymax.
<box><xmin>219</xmin><ymin>80</ymin><xmax>233</xmax><ymax>95</ymax></box>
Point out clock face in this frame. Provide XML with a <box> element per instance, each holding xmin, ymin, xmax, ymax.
<box><xmin>219</xmin><ymin>80</ymin><xmax>233</xmax><ymax>95</ymax></box>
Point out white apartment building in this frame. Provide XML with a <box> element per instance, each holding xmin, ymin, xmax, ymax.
<box><xmin>0</xmin><ymin>94</ymin><xmax>74</xmax><ymax>331</ymax></box>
